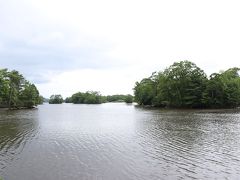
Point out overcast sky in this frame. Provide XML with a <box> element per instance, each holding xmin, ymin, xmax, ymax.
<box><xmin>1</xmin><ymin>0</ymin><xmax>240</xmax><ymax>98</ymax></box>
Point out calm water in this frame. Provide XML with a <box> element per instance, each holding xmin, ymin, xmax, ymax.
<box><xmin>1</xmin><ymin>103</ymin><xmax>240</xmax><ymax>180</ymax></box>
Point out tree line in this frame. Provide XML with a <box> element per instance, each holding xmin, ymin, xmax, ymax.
<box><xmin>0</xmin><ymin>69</ymin><xmax>43</xmax><ymax>109</ymax></box>
<box><xmin>49</xmin><ymin>92</ymin><xmax>133</xmax><ymax>104</ymax></box>
<box><xmin>106</xmin><ymin>94</ymin><xmax>133</xmax><ymax>103</ymax></box>
<box><xmin>134</xmin><ymin>61</ymin><xmax>240</xmax><ymax>108</ymax></box>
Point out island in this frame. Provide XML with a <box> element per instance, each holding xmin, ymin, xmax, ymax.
<box><xmin>134</xmin><ymin>60</ymin><xmax>240</xmax><ymax>108</ymax></box>
<box><xmin>50</xmin><ymin>92</ymin><xmax>133</xmax><ymax>104</ymax></box>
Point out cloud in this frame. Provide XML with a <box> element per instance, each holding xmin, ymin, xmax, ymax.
<box><xmin>0</xmin><ymin>35</ymin><xmax>119</xmax><ymax>83</ymax></box>
<box><xmin>1</xmin><ymin>0</ymin><xmax>240</xmax><ymax>97</ymax></box>
<box><xmin>0</xmin><ymin>0</ymin><xmax>126</xmax><ymax>84</ymax></box>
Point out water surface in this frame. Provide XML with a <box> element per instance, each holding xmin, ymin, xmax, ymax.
<box><xmin>1</xmin><ymin>103</ymin><xmax>240</xmax><ymax>179</ymax></box>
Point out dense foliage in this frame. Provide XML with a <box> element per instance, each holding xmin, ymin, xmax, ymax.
<box><xmin>106</xmin><ymin>94</ymin><xmax>133</xmax><ymax>103</ymax></box>
<box><xmin>65</xmin><ymin>97</ymin><xmax>72</xmax><ymax>103</ymax></box>
<box><xmin>49</xmin><ymin>95</ymin><xmax>64</xmax><ymax>104</ymax></box>
<box><xmin>0</xmin><ymin>69</ymin><xmax>42</xmax><ymax>109</ymax></box>
<box><xmin>70</xmin><ymin>91</ymin><xmax>102</xmax><ymax>104</ymax></box>
<box><xmin>124</xmin><ymin>95</ymin><xmax>134</xmax><ymax>103</ymax></box>
<box><xmin>64</xmin><ymin>92</ymin><xmax>133</xmax><ymax>104</ymax></box>
<box><xmin>134</xmin><ymin>61</ymin><xmax>240</xmax><ymax>108</ymax></box>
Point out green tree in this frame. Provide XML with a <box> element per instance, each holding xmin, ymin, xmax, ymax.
<box><xmin>65</xmin><ymin>97</ymin><xmax>72</xmax><ymax>103</ymax></box>
<box><xmin>134</xmin><ymin>61</ymin><xmax>240</xmax><ymax>108</ymax></box>
<box><xmin>38</xmin><ymin>95</ymin><xmax>44</xmax><ymax>104</ymax></box>
<box><xmin>0</xmin><ymin>69</ymin><xmax>10</xmax><ymax>107</ymax></box>
<box><xmin>49</xmin><ymin>95</ymin><xmax>64</xmax><ymax>104</ymax></box>
<box><xmin>163</xmin><ymin>61</ymin><xmax>207</xmax><ymax>108</ymax></box>
<box><xmin>71</xmin><ymin>91</ymin><xmax>102</xmax><ymax>104</ymax></box>
<box><xmin>203</xmin><ymin>68</ymin><xmax>240</xmax><ymax>108</ymax></box>
<box><xmin>152</xmin><ymin>71</ymin><xmax>169</xmax><ymax>107</ymax></box>
<box><xmin>134</xmin><ymin>77</ymin><xmax>155</xmax><ymax>105</ymax></box>
<box><xmin>19</xmin><ymin>82</ymin><xmax>40</xmax><ymax>108</ymax></box>
<box><xmin>124</xmin><ymin>94</ymin><xmax>133</xmax><ymax>103</ymax></box>
<box><xmin>7</xmin><ymin>70</ymin><xmax>24</xmax><ymax>108</ymax></box>
<box><xmin>106</xmin><ymin>94</ymin><xmax>132</xmax><ymax>102</ymax></box>
<box><xmin>0</xmin><ymin>68</ymin><xmax>42</xmax><ymax>109</ymax></box>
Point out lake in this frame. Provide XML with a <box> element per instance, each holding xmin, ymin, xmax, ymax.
<box><xmin>1</xmin><ymin>103</ymin><xmax>240</xmax><ymax>179</ymax></box>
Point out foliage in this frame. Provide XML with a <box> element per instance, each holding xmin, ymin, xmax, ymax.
<box><xmin>0</xmin><ymin>68</ymin><xmax>41</xmax><ymax>109</ymax></box>
<box><xmin>106</xmin><ymin>94</ymin><xmax>133</xmax><ymax>103</ymax></box>
<box><xmin>134</xmin><ymin>60</ymin><xmax>240</xmax><ymax>108</ymax></box>
<box><xmin>163</xmin><ymin>61</ymin><xmax>207</xmax><ymax>108</ymax></box>
<box><xmin>49</xmin><ymin>95</ymin><xmax>64</xmax><ymax>104</ymax></box>
<box><xmin>71</xmin><ymin>91</ymin><xmax>102</xmax><ymax>104</ymax></box>
<box><xmin>18</xmin><ymin>82</ymin><xmax>40</xmax><ymax>108</ymax></box>
<box><xmin>134</xmin><ymin>77</ymin><xmax>156</xmax><ymax>105</ymax></box>
<box><xmin>203</xmin><ymin>68</ymin><xmax>240</xmax><ymax>108</ymax></box>
<box><xmin>106</xmin><ymin>95</ymin><xmax>126</xmax><ymax>102</ymax></box>
<box><xmin>38</xmin><ymin>95</ymin><xmax>44</xmax><ymax>104</ymax></box>
<box><xmin>124</xmin><ymin>94</ymin><xmax>133</xmax><ymax>103</ymax></box>
<box><xmin>65</xmin><ymin>97</ymin><xmax>72</xmax><ymax>103</ymax></box>
<box><xmin>65</xmin><ymin>93</ymin><xmax>133</xmax><ymax>104</ymax></box>
<box><xmin>0</xmin><ymin>69</ymin><xmax>9</xmax><ymax>107</ymax></box>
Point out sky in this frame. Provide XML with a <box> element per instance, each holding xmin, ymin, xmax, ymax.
<box><xmin>1</xmin><ymin>0</ymin><xmax>240</xmax><ymax>98</ymax></box>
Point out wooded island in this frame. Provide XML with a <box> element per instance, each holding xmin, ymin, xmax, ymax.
<box><xmin>134</xmin><ymin>61</ymin><xmax>240</xmax><ymax>108</ymax></box>
<box><xmin>49</xmin><ymin>93</ymin><xmax>133</xmax><ymax>104</ymax></box>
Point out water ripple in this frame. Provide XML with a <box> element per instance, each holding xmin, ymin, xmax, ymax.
<box><xmin>1</xmin><ymin>104</ymin><xmax>240</xmax><ymax>179</ymax></box>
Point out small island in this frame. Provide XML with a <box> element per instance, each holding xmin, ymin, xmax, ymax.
<box><xmin>49</xmin><ymin>92</ymin><xmax>133</xmax><ymax>104</ymax></box>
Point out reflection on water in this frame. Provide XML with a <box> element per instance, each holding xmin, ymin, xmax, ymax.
<box><xmin>134</xmin><ymin>109</ymin><xmax>240</xmax><ymax>179</ymax></box>
<box><xmin>1</xmin><ymin>104</ymin><xmax>240</xmax><ymax>179</ymax></box>
<box><xmin>0</xmin><ymin>109</ymin><xmax>39</xmax><ymax>174</ymax></box>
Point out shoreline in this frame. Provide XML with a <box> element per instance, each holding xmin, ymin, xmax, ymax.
<box><xmin>0</xmin><ymin>106</ymin><xmax>37</xmax><ymax>110</ymax></box>
<box><xmin>134</xmin><ymin>104</ymin><xmax>240</xmax><ymax>111</ymax></box>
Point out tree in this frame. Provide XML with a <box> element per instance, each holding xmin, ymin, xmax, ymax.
<box><xmin>0</xmin><ymin>69</ymin><xmax>9</xmax><ymax>107</ymax></box>
<box><xmin>203</xmin><ymin>68</ymin><xmax>240</xmax><ymax>108</ymax></box>
<box><xmin>19</xmin><ymin>82</ymin><xmax>40</xmax><ymax>108</ymax></box>
<box><xmin>71</xmin><ymin>91</ymin><xmax>102</xmax><ymax>104</ymax></box>
<box><xmin>163</xmin><ymin>61</ymin><xmax>207</xmax><ymax>108</ymax></box>
<box><xmin>133</xmin><ymin>60</ymin><xmax>240</xmax><ymax>108</ymax></box>
<box><xmin>124</xmin><ymin>94</ymin><xmax>133</xmax><ymax>103</ymax></box>
<box><xmin>152</xmin><ymin>72</ymin><xmax>169</xmax><ymax>107</ymax></box>
<box><xmin>38</xmin><ymin>95</ymin><xmax>44</xmax><ymax>105</ymax></box>
<box><xmin>65</xmin><ymin>97</ymin><xmax>72</xmax><ymax>103</ymax></box>
<box><xmin>0</xmin><ymin>68</ymin><xmax>42</xmax><ymax>109</ymax></box>
<box><xmin>7</xmin><ymin>70</ymin><xmax>24</xmax><ymax>108</ymax></box>
<box><xmin>134</xmin><ymin>77</ymin><xmax>155</xmax><ymax>105</ymax></box>
<box><xmin>49</xmin><ymin>95</ymin><xmax>64</xmax><ymax>104</ymax></box>
<box><xmin>106</xmin><ymin>94</ymin><xmax>132</xmax><ymax>102</ymax></box>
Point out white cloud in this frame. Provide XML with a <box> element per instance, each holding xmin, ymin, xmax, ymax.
<box><xmin>1</xmin><ymin>0</ymin><xmax>240</xmax><ymax>97</ymax></box>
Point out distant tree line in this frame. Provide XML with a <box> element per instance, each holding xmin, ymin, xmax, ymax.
<box><xmin>0</xmin><ymin>69</ymin><xmax>43</xmax><ymax>109</ymax></box>
<box><xmin>50</xmin><ymin>91</ymin><xmax>103</xmax><ymax>104</ymax></box>
<box><xmin>106</xmin><ymin>94</ymin><xmax>133</xmax><ymax>103</ymax></box>
<box><xmin>49</xmin><ymin>92</ymin><xmax>133</xmax><ymax>104</ymax></box>
<box><xmin>134</xmin><ymin>60</ymin><xmax>240</xmax><ymax>108</ymax></box>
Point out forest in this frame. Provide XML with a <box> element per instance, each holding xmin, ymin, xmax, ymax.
<box><xmin>2</xmin><ymin>60</ymin><xmax>240</xmax><ymax>109</ymax></box>
<box><xmin>0</xmin><ymin>69</ymin><xmax>43</xmax><ymax>109</ymax></box>
<box><xmin>134</xmin><ymin>61</ymin><xmax>240</xmax><ymax>108</ymax></box>
<box><xmin>50</xmin><ymin>92</ymin><xmax>133</xmax><ymax>104</ymax></box>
